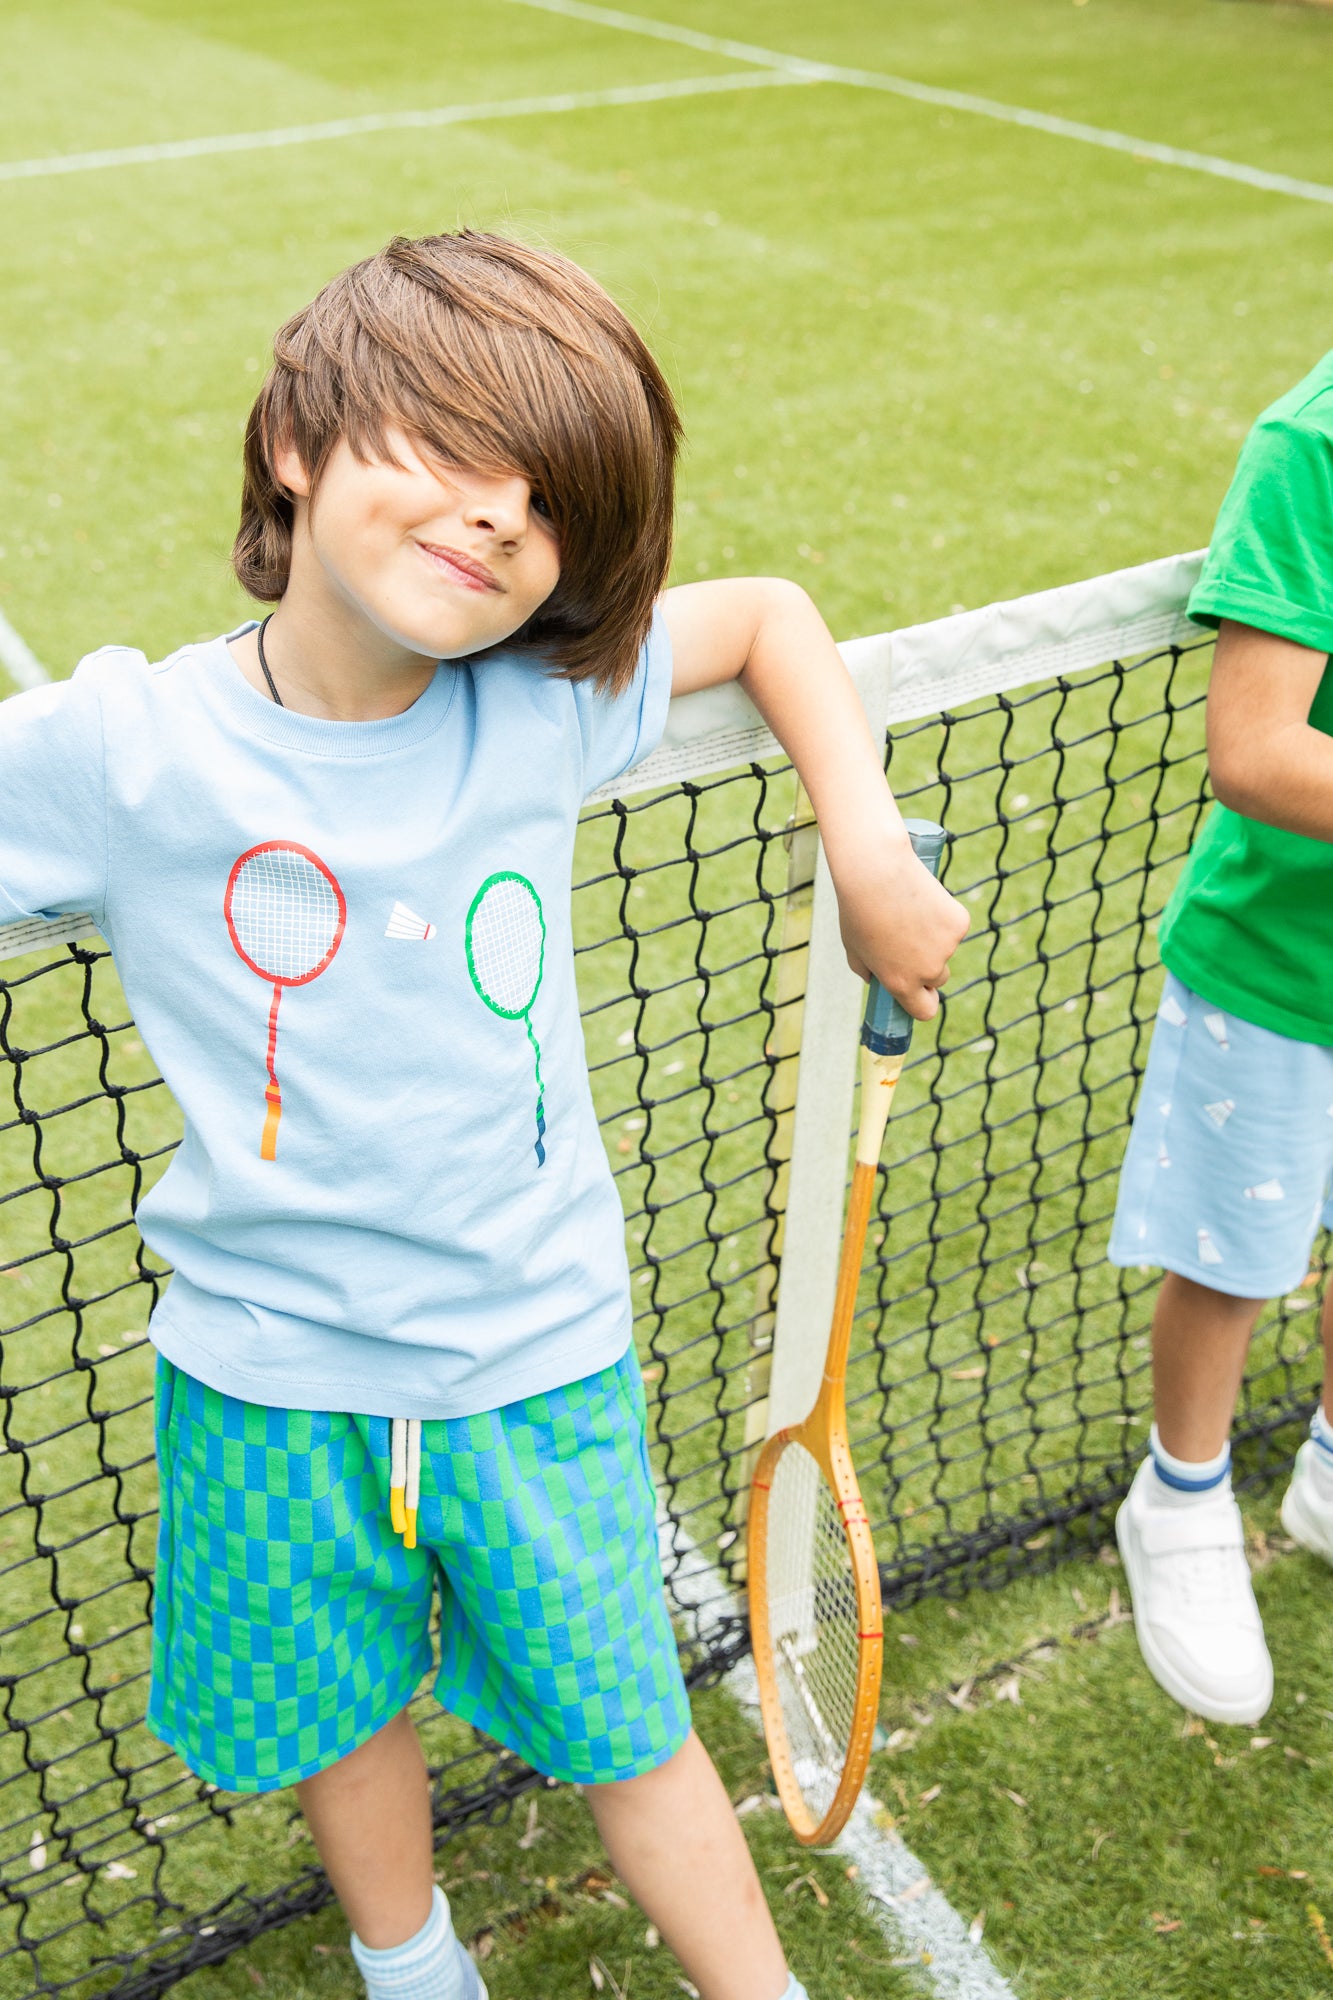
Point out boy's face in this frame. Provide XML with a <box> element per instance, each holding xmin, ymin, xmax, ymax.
<box><xmin>277</xmin><ymin>429</ymin><xmax>561</xmax><ymax>661</ymax></box>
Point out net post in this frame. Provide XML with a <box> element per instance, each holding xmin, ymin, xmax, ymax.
<box><xmin>759</xmin><ymin>637</ymin><xmax>893</xmax><ymax>1442</ymax></box>
<box><xmin>726</xmin><ymin>781</ymin><xmax>818</xmax><ymax>1574</ymax></box>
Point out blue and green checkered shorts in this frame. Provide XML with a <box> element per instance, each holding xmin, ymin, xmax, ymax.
<box><xmin>147</xmin><ymin>1347</ymin><xmax>691</xmax><ymax>1793</ymax></box>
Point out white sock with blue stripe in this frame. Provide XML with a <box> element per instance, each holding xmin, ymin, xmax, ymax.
<box><xmin>1307</xmin><ymin>1403</ymin><xmax>1333</xmax><ymax>1497</ymax></box>
<box><xmin>351</xmin><ymin>1887</ymin><xmax>479</xmax><ymax>2000</ymax></box>
<box><xmin>1146</xmin><ymin>1423</ymin><xmax>1231</xmax><ymax>1507</ymax></box>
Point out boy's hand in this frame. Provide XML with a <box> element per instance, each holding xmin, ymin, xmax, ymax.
<box><xmin>828</xmin><ymin>830</ymin><xmax>970</xmax><ymax>1020</ymax></box>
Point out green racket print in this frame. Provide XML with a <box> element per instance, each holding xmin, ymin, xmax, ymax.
<box><xmin>466</xmin><ymin>871</ymin><xmax>548</xmax><ymax>1166</ymax></box>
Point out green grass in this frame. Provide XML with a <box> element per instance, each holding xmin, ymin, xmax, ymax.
<box><xmin>160</xmin><ymin>1497</ymin><xmax>1333</xmax><ymax>2000</ymax></box>
<box><xmin>4</xmin><ymin>2</ymin><xmax>1333</xmax><ymax>1995</ymax></box>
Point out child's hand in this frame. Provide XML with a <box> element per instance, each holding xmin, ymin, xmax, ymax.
<box><xmin>832</xmin><ymin>834</ymin><xmax>970</xmax><ymax>1021</ymax></box>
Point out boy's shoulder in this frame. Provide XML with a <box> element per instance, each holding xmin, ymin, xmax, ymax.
<box><xmin>1251</xmin><ymin>349</ymin><xmax>1333</xmax><ymax>448</ymax></box>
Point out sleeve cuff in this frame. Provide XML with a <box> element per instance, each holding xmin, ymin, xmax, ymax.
<box><xmin>1185</xmin><ymin>580</ymin><xmax>1333</xmax><ymax>656</ymax></box>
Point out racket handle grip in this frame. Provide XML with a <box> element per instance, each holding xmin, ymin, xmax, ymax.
<box><xmin>861</xmin><ymin>819</ymin><xmax>947</xmax><ymax>1057</ymax></box>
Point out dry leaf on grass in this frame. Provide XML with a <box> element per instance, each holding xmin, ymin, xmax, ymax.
<box><xmin>999</xmin><ymin>1787</ymin><xmax>1028</xmax><ymax>1809</ymax></box>
<box><xmin>1150</xmin><ymin>1913</ymin><xmax>1182</xmax><ymax>1935</ymax></box>
<box><xmin>918</xmin><ymin>1784</ymin><xmax>942</xmax><ymax>1806</ymax></box>
<box><xmin>1308</xmin><ymin>1906</ymin><xmax>1333</xmax><ymax>1971</ymax></box>
<box><xmin>946</xmin><ymin>1679</ymin><xmax>975</xmax><ymax>1712</ymax></box>
<box><xmin>993</xmin><ymin>1675</ymin><xmax>1022</xmax><ymax>1706</ymax></box>
<box><xmin>968</xmin><ymin>1911</ymin><xmax>985</xmax><ymax>1944</ymax></box>
<box><xmin>898</xmin><ymin>1877</ymin><xmax>931</xmax><ymax>1904</ymax></box>
<box><xmin>517</xmin><ymin>1797</ymin><xmax>544</xmax><ymax>1849</ymax></box>
<box><xmin>784</xmin><ymin>1873</ymin><xmax>829</xmax><ymax>1908</ymax></box>
<box><xmin>474</xmin><ymin>1932</ymin><xmax>495</xmax><ymax>1962</ymax></box>
<box><xmin>949</xmin><ymin>1367</ymin><xmax>985</xmax><ymax>1381</ymax></box>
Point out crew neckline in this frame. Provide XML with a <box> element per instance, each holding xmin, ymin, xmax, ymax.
<box><xmin>202</xmin><ymin>628</ymin><xmax>458</xmax><ymax>758</ymax></box>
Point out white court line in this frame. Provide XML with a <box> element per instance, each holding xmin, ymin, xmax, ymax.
<box><xmin>659</xmin><ymin>1518</ymin><xmax>1022</xmax><ymax>2000</ymax></box>
<box><xmin>502</xmin><ymin>0</ymin><xmax>1333</xmax><ymax>208</ymax></box>
<box><xmin>0</xmin><ymin>610</ymin><xmax>48</xmax><ymax>688</ymax></box>
<box><xmin>0</xmin><ymin>71</ymin><xmax>803</xmax><ymax>185</ymax></box>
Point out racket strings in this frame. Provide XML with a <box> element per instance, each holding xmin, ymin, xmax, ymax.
<box><xmin>764</xmin><ymin>1441</ymin><xmax>863</xmax><ymax>1818</ymax></box>
<box><xmin>469</xmin><ymin>877</ymin><xmax>543</xmax><ymax>1014</ymax></box>
<box><xmin>229</xmin><ymin>850</ymin><xmax>342</xmax><ymax>981</ymax></box>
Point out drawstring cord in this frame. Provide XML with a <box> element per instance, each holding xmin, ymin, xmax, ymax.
<box><xmin>389</xmin><ymin>1417</ymin><xmax>421</xmax><ymax>1548</ymax></box>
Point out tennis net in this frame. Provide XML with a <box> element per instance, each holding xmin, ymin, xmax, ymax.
<box><xmin>0</xmin><ymin>550</ymin><xmax>1321</xmax><ymax>1998</ymax></box>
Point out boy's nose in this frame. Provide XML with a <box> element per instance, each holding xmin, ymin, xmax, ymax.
<box><xmin>461</xmin><ymin>473</ymin><xmax>533</xmax><ymax>543</ymax></box>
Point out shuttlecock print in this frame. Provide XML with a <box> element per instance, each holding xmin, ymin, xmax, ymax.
<box><xmin>1203</xmin><ymin>1099</ymin><xmax>1235</xmax><ymax>1129</ymax></box>
<box><xmin>1197</xmin><ymin>1227</ymin><xmax>1223</xmax><ymax>1266</ymax></box>
<box><xmin>385</xmin><ymin>901</ymin><xmax>436</xmax><ymax>941</ymax></box>
<box><xmin>1158</xmin><ymin>992</ymin><xmax>1188</xmax><ymax>1028</ymax></box>
<box><xmin>1244</xmin><ymin>1180</ymin><xmax>1285</xmax><ymax>1202</ymax></box>
<box><xmin>1203</xmin><ymin>1011</ymin><xmax>1229</xmax><ymax>1049</ymax></box>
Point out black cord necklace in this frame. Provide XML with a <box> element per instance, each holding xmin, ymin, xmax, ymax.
<box><xmin>256</xmin><ymin>616</ymin><xmax>284</xmax><ymax>708</ymax></box>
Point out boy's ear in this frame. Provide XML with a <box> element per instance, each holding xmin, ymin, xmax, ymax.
<box><xmin>272</xmin><ymin>440</ymin><xmax>312</xmax><ymax>500</ymax></box>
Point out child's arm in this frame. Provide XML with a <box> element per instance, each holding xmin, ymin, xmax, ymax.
<box><xmin>1206</xmin><ymin>619</ymin><xmax>1333</xmax><ymax>842</ymax></box>
<box><xmin>661</xmin><ymin>577</ymin><xmax>969</xmax><ymax>1020</ymax></box>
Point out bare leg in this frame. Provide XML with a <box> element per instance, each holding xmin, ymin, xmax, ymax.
<box><xmin>1152</xmin><ymin>1272</ymin><xmax>1265</xmax><ymax>1462</ymax></box>
<box><xmin>584</xmin><ymin>1731</ymin><xmax>788</xmax><ymax>2000</ymax></box>
<box><xmin>296</xmin><ymin>1707</ymin><xmax>434</xmax><ymax>1948</ymax></box>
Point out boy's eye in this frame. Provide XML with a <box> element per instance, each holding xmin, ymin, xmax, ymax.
<box><xmin>530</xmin><ymin>490</ymin><xmax>553</xmax><ymax>522</ymax></box>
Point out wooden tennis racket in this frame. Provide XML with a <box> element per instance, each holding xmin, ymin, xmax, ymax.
<box><xmin>747</xmin><ymin>819</ymin><xmax>946</xmax><ymax>1845</ymax></box>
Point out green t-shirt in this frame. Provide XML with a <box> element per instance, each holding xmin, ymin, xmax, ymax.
<box><xmin>1160</xmin><ymin>349</ymin><xmax>1333</xmax><ymax>1047</ymax></box>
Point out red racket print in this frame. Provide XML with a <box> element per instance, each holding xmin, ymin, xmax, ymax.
<box><xmin>223</xmin><ymin>842</ymin><xmax>347</xmax><ymax>1160</ymax></box>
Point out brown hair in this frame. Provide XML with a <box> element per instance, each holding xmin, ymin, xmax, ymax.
<box><xmin>233</xmin><ymin>232</ymin><xmax>680</xmax><ymax>693</ymax></box>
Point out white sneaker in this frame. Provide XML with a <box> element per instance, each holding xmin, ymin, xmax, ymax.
<box><xmin>1280</xmin><ymin>1440</ymin><xmax>1333</xmax><ymax>1564</ymax></box>
<box><xmin>1115</xmin><ymin>1457</ymin><xmax>1272</xmax><ymax>1726</ymax></box>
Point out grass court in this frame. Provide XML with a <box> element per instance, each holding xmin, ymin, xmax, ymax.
<box><xmin>4</xmin><ymin>3</ymin><xmax>1333</xmax><ymax>1997</ymax></box>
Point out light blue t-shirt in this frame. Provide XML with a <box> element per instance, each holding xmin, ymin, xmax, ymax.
<box><xmin>0</xmin><ymin>619</ymin><xmax>672</xmax><ymax>1418</ymax></box>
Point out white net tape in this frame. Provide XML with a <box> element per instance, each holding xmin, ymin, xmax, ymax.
<box><xmin>469</xmin><ymin>876</ymin><xmax>543</xmax><ymax>1015</ymax></box>
<box><xmin>228</xmin><ymin>848</ymin><xmax>341</xmax><ymax>982</ymax></box>
<box><xmin>764</xmin><ymin>1439</ymin><xmax>861</xmax><ymax>1821</ymax></box>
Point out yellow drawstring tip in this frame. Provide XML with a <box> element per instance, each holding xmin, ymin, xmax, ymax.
<box><xmin>404</xmin><ymin>1508</ymin><xmax>417</xmax><ymax>1550</ymax></box>
<box><xmin>390</xmin><ymin>1486</ymin><xmax>406</xmax><ymax>1535</ymax></box>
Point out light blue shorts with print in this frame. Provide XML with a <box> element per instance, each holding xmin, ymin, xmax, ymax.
<box><xmin>1109</xmin><ymin>972</ymin><xmax>1333</xmax><ymax>1299</ymax></box>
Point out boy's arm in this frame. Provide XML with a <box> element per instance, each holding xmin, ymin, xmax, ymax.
<box><xmin>661</xmin><ymin>577</ymin><xmax>969</xmax><ymax>1020</ymax></box>
<box><xmin>1206</xmin><ymin>620</ymin><xmax>1333</xmax><ymax>842</ymax></box>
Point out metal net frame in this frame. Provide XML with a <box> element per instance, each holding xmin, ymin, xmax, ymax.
<box><xmin>0</xmin><ymin>558</ymin><xmax>1321</xmax><ymax>1997</ymax></box>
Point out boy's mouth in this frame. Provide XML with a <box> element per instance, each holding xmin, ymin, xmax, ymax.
<box><xmin>414</xmin><ymin>540</ymin><xmax>503</xmax><ymax>593</ymax></box>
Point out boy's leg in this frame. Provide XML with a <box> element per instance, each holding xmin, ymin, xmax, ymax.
<box><xmin>296</xmin><ymin>1708</ymin><xmax>434</xmax><ymax>1947</ymax></box>
<box><xmin>1117</xmin><ymin>1273</ymin><xmax>1273</xmax><ymax>1724</ymax></box>
<box><xmin>584</xmin><ymin>1730</ymin><xmax>789</xmax><ymax>2000</ymax></box>
<box><xmin>1151</xmin><ymin>1272</ymin><xmax>1265</xmax><ymax>1460</ymax></box>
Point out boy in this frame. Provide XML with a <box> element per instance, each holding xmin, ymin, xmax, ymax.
<box><xmin>1110</xmin><ymin>350</ymin><xmax>1333</xmax><ymax>1728</ymax></box>
<box><xmin>0</xmin><ymin>233</ymin><xmax>968</xmax><ymax>1999</ymax></box>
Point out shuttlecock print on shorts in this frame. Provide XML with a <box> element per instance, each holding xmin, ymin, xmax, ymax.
<box><xmin>1203</xmin><ymin>1011</ymin><xmax>1229</xmax><ymax>1050</ymax></box>
<box><xmin>1244</xmin><ymin>1180</ymin><xmax>1285</xmax><ymax>1202</ymax></box>
<box><xmin>1197</xmin><ymin>1227</ymin><xmax>1223</xmax><ymax>1266</ymax></box>
<box><xmin>385</xmin><ymin>901</ymin><xmax>436</xmax><ymax>941</ymax></box>
<box><xmin>1204</xmin><ymin>1099</ymin><xmax>1235</xmax><ymax>1129</ymax></box>
<box><xmin>224</xmin><ymin>842</ymin><xmax>347</xmax><ymax>1161</ymax></box>
<box><xmin>465</xmin><ymin>870</ymin><xmax>547</xmax><ymax>1166</ymax></box>
<box><xmin>1158</xmin><ymin>992</ymin><xmax>1188</xmax><ymax>1028</ymax></box>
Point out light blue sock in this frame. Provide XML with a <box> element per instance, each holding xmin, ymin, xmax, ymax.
<box><xmin>1148</xmin><ymin>1422</ymin><xmax>1230</xmax><ymax>1504</ymax></box>
<box><xmin>780</xmin><ymin>1978</ymin><xmax>810</xmax><ymax>2000</ymax></box>
<box><xmin>1311</xmin><ymin>1402</ymin><xmax>1333</xmax><ymax>1463</ymax></box>
<box><xmin>350</xmin><ymin>1886</ymin><xmax>483</xmax><ymax>2000</ymax></box>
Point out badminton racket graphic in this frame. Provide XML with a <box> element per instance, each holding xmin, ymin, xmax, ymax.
<box><xmin>747</xmin><ymin>819</ymin><xmax>946</xmax><ymax>1845</ymax></box>
<box><xmin>223</xmin><ymin>841</ymin><xmax>347</xmax><ymax>1161</ymax></box>
<box><xmin>465</xmin><ymin>871</ymin><xmax>547</xmax><ymax>1166</ymax></box>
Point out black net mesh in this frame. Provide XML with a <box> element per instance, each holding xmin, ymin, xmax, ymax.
<box><xmin>0</xmin><ymin>624</ymin><xmax>1320</xmax><ymax>1996</ymax></box>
